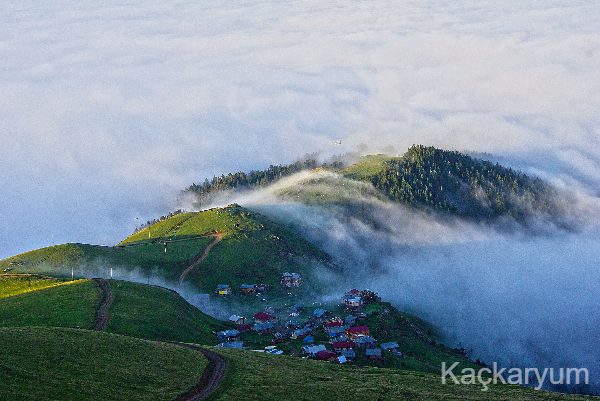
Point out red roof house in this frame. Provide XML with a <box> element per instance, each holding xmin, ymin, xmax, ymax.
<box><xmin>253</xmin><ymin>312</ymin><xmax>278</xmax><ymax>323</ymax></box>
<box><xmin>315</xmin><ymin>350</ymin><xmax>338</xmax><ymax>361</ymax></box>
<box><xmin>332</xmin><ymin>341</ymin><xmax>355</xmax><ymax>351</ymax></box>
<box><xmin>345</xmin><ymin>325</ymin><xmax>370</xmax><ymax>339</ymax></box>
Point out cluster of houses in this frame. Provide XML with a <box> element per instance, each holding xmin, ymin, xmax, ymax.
<box><xmin>280</xmin><ymin>272</ymin><xmax>302</xmax><ymax>288</ymax></box>
<box><xmin>214</xmin><ymin>283</ymin><xmax>269</xmax><ymax>296</ymax></box>
<box><xmin>213</xmin><ymin>272</ymin><xmax>303</xmax><ymax>296</ymax></box>
<box><xmin>215</xmin><ymin>289</ymin><xmax>402</xmax><ymax>364</ymax></box>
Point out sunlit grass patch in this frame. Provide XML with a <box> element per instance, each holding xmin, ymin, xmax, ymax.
<box><xmin>0</xmin><ymin>327</ymin><xmax>207</xmax><ymax>401</ymax></box>
<box><xmin>0</xmin><ymin>279</ymin><xmax>98</xmax><ymax>329</ymax></box>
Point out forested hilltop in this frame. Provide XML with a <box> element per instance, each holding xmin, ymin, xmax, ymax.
<box><xmin>181</xmin><ymin>158</ymin><xmax>344</xmax><ymax>209</ymax></box>
<box><xmin>357</xmin><ymin>145</ymin><xmax>562</xmax><ymax>223</ymax></box>
<box><xmin>181</xmin><ymin>145</ymin><xmax>566</xmax><ymax>226</ymax></box>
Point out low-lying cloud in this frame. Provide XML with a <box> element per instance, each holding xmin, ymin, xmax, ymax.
<box><xmin>228</xmin><ymin>169</ymin><xmax>600</xmax><ymax>391</ymax></box>
<box><xmin>2</xmin><ymin>0</ymin><xmax>600</xmax><ymax>259</ymax></box>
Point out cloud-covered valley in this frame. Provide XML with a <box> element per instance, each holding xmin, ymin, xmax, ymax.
<box><xmin>2</xmin><ymin>0</ymin><xmax>600</xmax><ymax>391</ymax></box>
<box><xmin>2</xmin><ymin>0</ymin><xmax>600</xmax><ymax>258</ymax></box>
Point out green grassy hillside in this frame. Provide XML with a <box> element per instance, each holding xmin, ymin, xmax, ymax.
<box><xmin>105</xmin><ymin>280</ymin><xmax>227</xmax><ymax>343</ymax></box>
<box><xmin>340</xmin><ymin>154</ymin><xmax>398</xmax><ymax>181</ymax></box>
<box><xmin>0</xmin><ymin>277</ymin><xmax>226</xmax><ymax>344</ymax></box>
<box><xmin>0</xmin><ymin>327</ymin><xmax>207</xmax><ymax>401</ymax></box>
<box><xmin>211</xmin><ymin>347</ymin><xmax>591</xmax><ymax>401</ymax></box>
<box><xmin>0</xmin><ymin>274</ymin><xmax>62</xmax><ymax>298</ymax></box>
<box><xmin>0</xmin><ymin>279</ymin><xmax>99</xmax><ymax>329</ymax></box>
<box><xmin>0</xmin><ymin>205</ymin><xmax>338</xmax><ymax>295</ymax></box>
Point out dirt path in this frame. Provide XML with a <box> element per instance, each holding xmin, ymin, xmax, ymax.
<box><xmin>91</xmin><ymin>278</ymin><xmax>113</xmax><ymax>331</ymax></box>
<box><xmin>178</xmin><ymin>234</ymin><xmax>223</xmax><ymax>285</ymax></box>
<box><xmin>170</xmin><ymin>344</ymin><xmax>228</xmax><ymax>401</ymax></box>
<box><xmin>90</xmin><ymin>278</ymin><xmax>226</xmax><ymax>399</ymax></box>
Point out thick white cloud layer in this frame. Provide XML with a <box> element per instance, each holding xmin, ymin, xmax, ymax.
<box><xmin>2</xmin><ymin>0</ymin><xmax>600</xmax><ymax>259</ymax></box>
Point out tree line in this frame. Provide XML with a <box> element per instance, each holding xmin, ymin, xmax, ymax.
<box><xmin>181</xmin><ymin>159</ymin><xmax>344</xmax><ymax>209</ymax></box>
<box><xmin>370</xmin><ymin>145</ymin><xmax>559</xmax><ymax>222</ymax></box>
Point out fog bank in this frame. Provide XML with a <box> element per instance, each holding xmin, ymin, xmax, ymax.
<box><xmin>237</xmin><ymin>170</ymin><xmax>600</xmax><ymax>391</ymax></box>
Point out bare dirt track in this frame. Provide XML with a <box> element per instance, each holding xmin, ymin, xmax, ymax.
<box><xmin>171</xmin><ymin>344</ymin><xmax>228</xmax><ymax>401</ymax></box>
<box><xmin>91</xmin><ymin>277</ymin><xmax>227</xmax><ymax>400</ymax></box>
<box><xmin>178</xmin><ymin>234</ymin><xmax>223</xmax><ymax>285</ymax></box>
<box><xmin>91</xmin><ymin>278</ymin><xmax>113</xmax><ymax>331</ymax></box>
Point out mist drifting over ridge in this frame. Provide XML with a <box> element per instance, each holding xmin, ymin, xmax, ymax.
<box><xmin>2</xmin><ymin>0</ymin><xmax>600</xmax><ymax>260</ymax></box>
<box><xmin>201</xmin><ymin>166</ymin><xmax>600</xmax><ymax>391</ymax></box>
<box><xmin>2</xmin><ymin>0</ymin><xmax>600</xmax><ymax>390</ymax></box>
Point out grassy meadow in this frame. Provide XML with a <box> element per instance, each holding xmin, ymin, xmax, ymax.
<box><xmin>0</xmin><ymin>205</ymin><xmax>336</xmax><ymax>295</ymax></box>
<box><xmin>105</xmin><ymin>280</ymin><xmax>227</xmax><ymax>343</ymax></box>
<box><xmin>0</xmin><ymin>274</ymin><xmax>63</xmax><ymax>298</ymax></box>
<box><xmin>0</xmin><ymin>279</ymin><xmax>99</xmax><ymax>329</ymax></box>
<box><xmin>0</xmin><ymin>327</ymin><xmax>207</xmax><ymax>401</ymax></box>
<box><xmin>209</xmin><ymin>347</ymin><xmax>593</xmax><ymax>401</ymax></box>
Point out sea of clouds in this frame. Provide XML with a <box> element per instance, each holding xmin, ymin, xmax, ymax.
<box><xmin>2</xmin><ymin>0</ymin><xmax>600</xmax><ymax>258</ymax></box>
<box><xmin>2</xmin><ymin>0</ymin><xmax>600</xmax><ymax>391</ymax></box>
<box><xmin>239</xmin><ymin>170</ymin><xmax>600</xmax><ymax>392</ymax></box>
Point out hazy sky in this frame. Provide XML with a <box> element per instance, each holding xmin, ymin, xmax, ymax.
<box><xmin>2</xmin><ymin>0</ymin><xmax>600</xmax><ymax>259</ymax></box>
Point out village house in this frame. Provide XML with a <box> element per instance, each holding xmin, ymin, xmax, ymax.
<box><xmin>366</xmin><ymin>348</ymin><xmax>383</xmax><ymax>360</ymax></box>
<box><xmin>326</xmin><ymin>325</ymin><xmax>348</xmax><ymax>338</ymax></box>
<box><xmin>333</xmin><ymin>334</ymin><xmax>349</xmax><ymax>342</ymax></box>
<box><xmin>345</xmin><ymin>325</ymin><xmax>370</xmax><ymax>339</ymax></box>
<box><xmin>332</xmin><ymin>341</ymin><xmax>355</xmax><ymax>352</ymax></box>
<box><xmin>237</xmin><ymin>324</ymin><xmax>252</xmax><ymax>332</ymax></box>
<box><xmin>253</xmin><ymin>311</ymin><xmax>278</xmax><ymax>324</ymax></box>
<box><xmin>323</xmin><ymin>321</ymin><xmax>342</xmax><ymax>333</ymax></box>
<box><xmin>302</xmin><ymin>344</ymin><xmax>327</xmax><ymax>355</ymax></box>
<box><xmin>280</xmin><ymin>272</ymin><xmax>302</xmax><ymax>287</ymax></box>
<box><xmin>240</xmin><ymin>284</ymin><xmax>256</xmax><ymax>295</ymax></box>
<box><xmin>381</xmin><ymin>341</ymin><xmax>403</xmax><ymax>357</ymax></box>
<box><xmin>228</xmin><ymin>315</ymin><xmax>245</xmax><ymax>325</ymax></box>
<box><xmin>302</xmin><ymin>335</ymin><xmax>314</xmax><ymax>344</ymax></box>
<box><xmin>312</xmin><ymin>308</ymin><xmax>329</xmax><ymax>319</ymax></box>
<box><xmin>216</xmin><ymin>329</ymin><xmax>240</xmax><ymax>342</ymax></box>
<box><xmin>344</xmin><ymin>296</ymin><xmax>364</xmax><ymax>309</ymax></box>
<box><xmin>316</xmin><ymin>350</ymin><xmax>338</xmax><ymax>361</ymax></box>
<box><xmin>255</xmin><ymin>284</ymin><xmax>269</xmax><ymax>292</ymax></box>
<box><xmin>253</xmin><ymin>322</ymin><xmax>275</xmax><ymax>334</ymax></box>
<box><xmin>340</xmin><ymin>350</ymin><xmax>356</xmax><ymax>360</ymax></box>
<box><xmin>344</xmin><ymin>315</ymin><xmax>356</xmax><ymax>326</ymax></box>
<box><xmin>291</xmin><ymin>327</ymin><xmax>312</xmax><ymax>339</ymax></box>
<box><xmin>380</xmin><ymin>342</ymin><xmax>400</xmax><ymax>352</ymax></box>
<box><xmin>214</xmin><ymin>284</ymin><xmax>232</xmax><ymax>295</ymax></box>
<box><xmin>354</xmin><ymin>336</ymin><xmax>377</xmax><ymax>349</ymax></box>
<box><xmin>284</xmin><ymin>320</ymin><xmax>300</xmax><ymax>329</ymax></box>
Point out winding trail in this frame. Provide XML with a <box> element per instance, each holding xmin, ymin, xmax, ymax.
<box><xmin>171</xmin><ymin>344</ymin><xmax>228</xmax><ymax>401</ymax></box>
<box><xmin>91</xmin><ymin>277</ymin><xmax>228</xmax><ymax>400</ymax></box>
<box><xmin>91</xmin><ymin>278</ymin><xmax>113</xmax><ymax>331</ymax></box>
<box><xmin>178</xmin><ymin>234</ymin><xmax>223</xmax><ymax>285</ymax></box>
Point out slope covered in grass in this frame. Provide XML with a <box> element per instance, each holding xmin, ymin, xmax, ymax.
<box><xmin>105</xmin><ymin>280</ymin><xmax>227</xmax><ymax>344</ymax></box>
<box><xmin>0</xmin><ymin>241</ymin><xmax>209</xmax><ymax>282</ymax></box>
<box><xmin>0</xmin><ymin>327</ymin><xmax>207</xmax><ymax>401</ymax></box>
<box><xmin>0</xmin><ymin>277</ymin><xmax>227</xmax><ymax>345</ymax></box>
<box><xmin>0</xmin><ymin>274</ymin><xmax>63</xmax><ymax>298</ymax></box>
<box><xmin>211</xmin><ymin>347</ymin><xmax>591</xmax><ymax>401</ymax></box>
<box><xmin>0</xmin><ymin>205</ymin><xmax>338</xmax><ymax>294</ymax></box>
<box><xmin>0</xmin><ymin>279</ymin><xmax>98</xmax><ymax>329</ymax></box>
